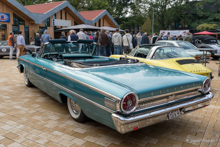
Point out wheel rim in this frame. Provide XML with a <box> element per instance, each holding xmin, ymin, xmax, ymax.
<box><xmin>70</xmin><ymin>99</ymin><xmax>81</xmax><ymax>115</ymax></box>
<box><xmin>24</xmin><ymin>72</ymin><xmax>28</xmax><ymax>85</ymax></box>
<box><xmin>67</xmin><ymin>97</ymin><xmax>81</xmax><ymax>118</ymax></box>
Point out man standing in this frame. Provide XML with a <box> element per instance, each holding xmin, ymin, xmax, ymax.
<box><xmin>151</xmin><ymin>33</ymin><xmax>158</xmax><ymax>44</ymax></box>
<box><xmin>60</xmin><ymin>31</ymin><xmax>67</xmax><ymax>41</ymax></box>
<box><xmin>17</xmin><ymin>31</ymin><xmax>27</xmax><ymax>58</ymax></box>
<box><xmin>140</xmin><ymin>32</ymin><xmax>149</xmax><ymax>44</ymax></box>
<box><xmin>112</xmin><ymin>28</ymin><xmax>122</xmax><ymax>54</ymax></box>
<box><xmin>77</xmin><ymin>28</ymin><xmax>86</xmax><ymax>39</ymax></box>
<box><xmin>68</xmin><ymin>30</ymin><xmax>78</xmax><ymax>41</ymax></box>
<box><xmin>8</xmin><ymin>32</ymin><xmax>15</xmax><ymax>60</ymax></box>
<box><xmin>136</xmin><ymin>32</ymin><xmax>142</xmax><ymax>46</ymax></box>
<box><xmin>35</xmin><ymin>33</ymin><xmax>41</xmax><ymax>46</ymax></box>
<box><xmin>122</xmin><ymin>29</ymin><xmax>132</xmax><ymax>54</ymax></box>
<box><xmin>105</xmin><ymin>30</ymin><xmax>112</xmax><ymax>56</ymax></box>
<box><xmin>99</xmin><ymin>29</ymin><xmax>110</xmax><ymax>56</ymax></box>
<box><xmin>41</xmin><ymin>30</ymin><xmax>51</xmax><ymax>45</ymax></box>
<box><xmin>184</xmin><ymin>32</ymin><xmax>192</xmax><ymax>43</ymax></box>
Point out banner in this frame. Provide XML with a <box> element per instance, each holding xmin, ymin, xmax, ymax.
<box><xmin>0</xmin><ymin>13</ymin><xmax>10</xmax><ymax>22</ymax></box>
<box><xmin>159</xmin><ymin>30</ymin><xmax>190</xmax><ymax>37</ymax></box>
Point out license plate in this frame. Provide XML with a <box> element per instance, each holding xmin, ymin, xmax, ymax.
<box><xmin>168</xmin><ymin>109</ymin><xmax>181</xmax><ymax>119</ymax></box>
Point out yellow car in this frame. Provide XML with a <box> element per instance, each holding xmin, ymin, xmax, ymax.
<box><xmin>110</xmin><ymin>45</ymin><xmax>213</xmax><ymax>79</ymax></box>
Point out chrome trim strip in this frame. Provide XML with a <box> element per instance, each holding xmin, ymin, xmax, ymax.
<box><xmin>19</xmin><ymin>58</ymin><xmax>121</xmax><ymax>101</ymax></box>
<box><xmin>30</xmin><ymin>71</ymin><xmax>115</xmax><ymax>113</ymax></box>
<box><xmin>138</xmin><ymin>86</ymin><xmax>201</xmax><ymax>103</ymax></box>
<box><xmin>112</xmin><ymin>92</ymin><xmax>213</xmax><ymax>134</ymax></box>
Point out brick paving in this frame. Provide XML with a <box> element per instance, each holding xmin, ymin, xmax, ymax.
<box><xmin>0</xmin><ymin>57</ymin><xmax>219</xmax><ymax>147</ymax></box>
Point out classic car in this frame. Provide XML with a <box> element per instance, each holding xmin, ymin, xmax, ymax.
<box><xmin>110</xmin><ymin>45</ymin><xmax>213</xmax><ymax>79</ymax></box>
<box><xmin>0</xmin><ymin>40</ymin><xmax>40</xmax><ymax>58</ymax></box>
<box><xmin>192</xmin><ymin>35</ymin><xmax>220</xmax><ymax>58</ymax></box>
<box><xmin>17</xmin><ymin>39</ymin><xmax>213</xmax><ymax>134</ymax></box>
<box><xmin>156</xmin><ymin>40</ymin><xmax>211</xmax><ymax>62</ymax></box>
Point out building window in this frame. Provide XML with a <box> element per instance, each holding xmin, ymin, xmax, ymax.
<box><xmin>103</xmin><ymin>18</ymin><xmax>104</xmax><ymax>26</ymax></box>
<box><xmin>65</xmin><ymin>12</ymin><xmax>67</xmax><ymax>20</ymax></box>
<box><xmin>99</xmin><ymin>19</ymin><xmax>101</xmax><ymax>27</ymax></box>
<box><xmin>95</xmin><ymin>23</ymin><xmax>96</xmax><ymax>26</ymax></box>
<box><xmin>12</xmin><ymin>25</ymin><xmax>19</xmax><ymax>34</ymax></box>
<box><xmin>60</xmin><ymin>10</ymin><xmax>62</xmax><ymax>19</ymax></box>
<box><xmin>74</xmin><ymin>21</ymin><xmax>78</xmax><ymax>25</ymax></box>
<box><xmin>13</xmin><ymin>13</ymin><xmax>25</xmax><ymax>25</ymax></box>
<box><xmin>45</xmin><ymin>17</ymin><xmax>50</xmax><ymax>27</ymax></box>
<box><xmin>53</xmin><ymin>13</ymin><xmax>56</xmax><ymax>19</ymax></box>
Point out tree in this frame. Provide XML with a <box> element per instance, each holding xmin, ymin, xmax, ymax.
<box><xmin>141</xmin><ymin>17</ymin><xmax>152</xmax><ymax>33</ymax></box>
<box><xmin>143</xmin><ymin>0</ymin><xmax>190</xmax><ymax>31</ymax></box>
<box><xmin>197</xmin><ymin>23</ymin><xmax>217</xmax><ymax>30</ymax></box>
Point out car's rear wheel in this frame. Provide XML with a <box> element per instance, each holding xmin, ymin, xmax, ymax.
<box><xmin>67</xmin><ymin>97</ymin><xmax>88</xmax><ymax>122</ymax></box>
<box><xmin>24</xmin><ymin>71</ymin><xmax>33</xmax><ymax>87</ymax></box>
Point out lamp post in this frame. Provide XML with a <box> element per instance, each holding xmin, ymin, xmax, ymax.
<box><xmin>152</xmin><ymin>8</ymin><xmax>154</xmax><ymax>36</ymax></box>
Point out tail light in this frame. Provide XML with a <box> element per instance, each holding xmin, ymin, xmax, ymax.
<box><xmin>121</xmin><ymin>93</ymin><xmax>138</xmax><ymax>114</ymax></box>
<box><xmin>201</xmin><ymin>78</ymin><xmax>211</xmax><ymax>94</ymax></box>
<box><xmin>195</xmin><ymin>55</ymin><xmax>200</xmax><ymax>59</ymax></box>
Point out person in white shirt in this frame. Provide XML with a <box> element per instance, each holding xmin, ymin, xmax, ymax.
<box><xmin>122</xmin><ymin>29</ymin><xmax>132</xmax><ymax>54</ymax></box>
<box><xmin>112</xmin><ymin>28</ymin><xmax>122</xmax><ymax>54</ymax></box>
<box><xmin>77</xmin><ymin>28</ymin><xmax>86</xmax><ymax>39</ymax></box>
<box><xmin>16</xmin><ymin>31</ymin><xmax>27</xmax><ymax>59</ymax></box>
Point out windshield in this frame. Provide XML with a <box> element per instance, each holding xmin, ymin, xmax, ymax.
<box><xmin>130</xmin><ymin>45</ymin><xmax>155</xmax><ymax>58</ymax></box>
<box><xmin>152</xmin><ymin>46</ymin><xmax>191</xmax><ymax>59</ymax></box>
<box><xmin>42</xmin><ymin>42</ymin><xmax>96</xmax><ymax>55</ymax></box>
<box><xmin>176</xmin><ymin>41</ymin><xmax>197</xmax><ymax>50</ymax></box>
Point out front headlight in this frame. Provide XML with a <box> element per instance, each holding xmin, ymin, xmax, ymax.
<box><xmin>201</xmin><ymin>78</ymin><xmax>211</xmax><ymax>94</ymax></box>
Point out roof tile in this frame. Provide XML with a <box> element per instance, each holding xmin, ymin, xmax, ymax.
<box><xmin>79</xmin><ymin>10</ymin><xmax>105</xmax><ymax>20</ymax></box>
<box><xmin>24</xmin><ymin>1</ymin><xmax>65</xmax><ymax>14</ymax></box>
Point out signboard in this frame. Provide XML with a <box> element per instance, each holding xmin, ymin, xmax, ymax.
<box><xmin>52</xmin><ymin>19</ymin><xmax>71</xmax><ymax>27</ymax></box>
<box><xmin>160</xmin><ymin>30</ymin><xmax>190</xmax><ymax>37</ymax></box>
<box><xmin>0</xmin><ymin>13</ymin><xmax>10</xmax><ymax>22</ymax></box>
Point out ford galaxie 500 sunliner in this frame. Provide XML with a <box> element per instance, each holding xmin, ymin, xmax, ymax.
<box><xmin>17</xmin><ymin>39</ymin><xmax>213</xmax><ymax>134</ymax></box>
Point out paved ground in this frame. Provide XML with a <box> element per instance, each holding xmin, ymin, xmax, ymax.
<box><xmin>0</xmin><ymin>57</ymin><xmax>219</xmax><ymax>147</ymax></box>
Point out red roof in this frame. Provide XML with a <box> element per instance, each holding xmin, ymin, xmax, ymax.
<box><xmin>194</xmin><ymin>31</ymin><xmax>216</xmax><ymax>35</ymax></box>
<box><xmin>79</xmin><ymin>10</ymin><xmax>105</xmax><ymax>20</ymax></box>
<box><xmin>24</xmin><ymin>1</ymin><xmax>65</xmax><ymax>14</ymax></box>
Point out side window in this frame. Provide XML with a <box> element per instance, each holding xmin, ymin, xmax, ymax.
<box><xmin>166</xmin><ymin>43</ymin><xmax>174</xmax><ymax>46</ymax></box>
<box><xmin>152</xmin><ymin>48</ymin><xmax>164</xmax><ymax>59</ymax></box>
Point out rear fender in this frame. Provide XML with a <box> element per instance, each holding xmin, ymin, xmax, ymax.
<box><xmin>59</xmin><ymin>91</ymin><xmax>76</xmax><ymax>103</ymax></box>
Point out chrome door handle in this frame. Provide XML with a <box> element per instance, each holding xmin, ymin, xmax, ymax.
<box><xmin>42</xmin><ymin>67</ymin><xmax>47</xmax><ymax>71</ymax></box>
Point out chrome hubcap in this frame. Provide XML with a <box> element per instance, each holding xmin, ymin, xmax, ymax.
<box><xmin>24</xmin><ymin>73</ymin><xmax>28</xmax><ymax>85</ymax></box>
<box><xmin>70</xmin><ymin>99</ymin><xmax>80</xmax><ymax>114</ymax></box>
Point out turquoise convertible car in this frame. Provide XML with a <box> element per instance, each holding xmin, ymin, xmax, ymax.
<box><xmin>17</xmin><ymin>39</ymin><xmax>213</xmax><ymax>134</ymax></box>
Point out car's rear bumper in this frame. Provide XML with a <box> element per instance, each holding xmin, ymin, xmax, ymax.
<box><xmin>112</xmin><ymin>92</ymin><xmax>213</xmax><ymax>134</ymax></box>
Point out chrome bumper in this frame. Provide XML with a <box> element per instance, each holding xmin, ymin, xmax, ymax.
<box><xmin>112</xmin><ymin>92</ymin><xmax>213</xmax><ymax>134</ymax></box>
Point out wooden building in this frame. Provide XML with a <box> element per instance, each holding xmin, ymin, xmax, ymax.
<box><xmin>0</xmin><ymin>0</ymin><xmax>119</xmax><ymax>44</ymax></box>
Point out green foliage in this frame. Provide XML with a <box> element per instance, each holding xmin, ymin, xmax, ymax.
<box><xmin>197</xmin><ymin>23</ymin><xmax>217</xmax><ymax>30</ymax></box>
<box><xmin>186</xmin><ymin>0</ymin><xmax>220</xmax><ymax>29</ymax></box>
<box><xmin>141</xmin><ymin>17</ymin><xmax>152</xmax><ymax>34</ymax></box>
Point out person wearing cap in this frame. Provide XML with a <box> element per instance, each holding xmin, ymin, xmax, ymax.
<box><xmin>41</xmin><ymin>30</ymin><xmax>51</xmax><ymax>45</ymax></box>
<box><xmin>17</xmin><ymin>31</ymin><xmax>27</xmax><ymax>58</ymax></box>
<box><xmin>8</xmin><ymin>32</ymin><xmax>15</xmax><ymax>60</ymax></box>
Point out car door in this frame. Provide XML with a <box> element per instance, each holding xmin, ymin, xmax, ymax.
<box><xmin>28</xmin><ymin>46</ymin><xmax>48</xmax><ymax>93</ymax></box>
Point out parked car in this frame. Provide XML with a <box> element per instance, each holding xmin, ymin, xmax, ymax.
<box><xmin>17</xmin><ymin>39</ymin><xmax>213</xmax><ymax>134</ymax></box>
<box><xmin>192</xmin><ymin>35</ymin><xmax>220</xmax><ymax>58</ymax></box>
<box><xmin>156</xmin><ymin>40</ymin><xmax>211</xmax><ymax>62</ymax></box>
<box><xmin>0</xmin><ymin>40</ymin><xmax>40</xmax><ymax>58</ymax></box>
<box><xmin>110</xmin><ymin>45</ymin><xmax>213</xmax><ymax>79</ymax></box>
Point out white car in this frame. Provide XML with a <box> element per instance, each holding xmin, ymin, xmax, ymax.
<box><xmin>156</xmin><ymin>40</ymin><xmax>211</xmax><ymax>62</ymax></box>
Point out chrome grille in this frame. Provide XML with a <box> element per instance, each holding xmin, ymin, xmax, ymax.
<box><xmin>137</xmin><ymin>88</ymin><xmax>201</xmax><ymax>111</ymax></box>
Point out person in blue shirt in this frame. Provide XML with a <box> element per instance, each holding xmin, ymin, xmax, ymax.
<box><xmin>41</xmin><ymin>30</ymin><xmax>51</xmax><ymax>44</ymax></box>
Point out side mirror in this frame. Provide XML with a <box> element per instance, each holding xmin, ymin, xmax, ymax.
<box><xmin>32</xmin><ymin>53</ymin><xmax>36</xmax><ymax>58</ymax></box>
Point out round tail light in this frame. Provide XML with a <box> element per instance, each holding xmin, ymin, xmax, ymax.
<box><xmin>121</xmin><ymin>93</ymin><xmax>138</xmax><ymax>114</ymax></box>
<box><xmin>201</xmin><ymin>78</ymin><xmax>211</xmax><ymax>94</ymax></box>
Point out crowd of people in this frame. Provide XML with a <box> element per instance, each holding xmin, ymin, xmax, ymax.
<box><xmin>6</xmin><ymin>28</ymin><xmax>193</xmax><ymax>60</ymax></box>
